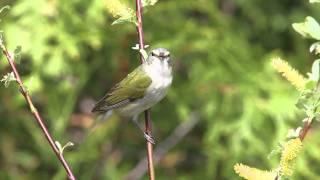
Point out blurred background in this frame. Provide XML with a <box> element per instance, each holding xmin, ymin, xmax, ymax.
<box><xmin>0</xmin><ymin>0</ymin><xmax>320</xmax><ymax>179</ymax></box>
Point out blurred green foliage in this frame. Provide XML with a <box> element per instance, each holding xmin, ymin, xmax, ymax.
<box><xmin>1</xmin><ymin>0</ymin><xmax>320</xmax><ymax>179</ymax></box>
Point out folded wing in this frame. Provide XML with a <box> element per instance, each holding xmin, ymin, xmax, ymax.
<box><xmin>92</xmin><ymin>66</ymin><xmax>152</xmax><ymax>113</ymax></box>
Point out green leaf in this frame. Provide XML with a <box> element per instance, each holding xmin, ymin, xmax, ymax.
<box><xmin>142</xmin><ymin>0</ymin><xmax>158</xmax><ymax>7</ymax></box>
<box><xmin>267</xmin><ymin>144</ymin><xmax>282</xmax><ymax>159</ymax></box>
<box><xmin>286</xmin><ymin>127</ymin><xmax>302</xmax><ymax>139</ymax></box>
<box><xmin>111</xmin><ymin>16</ymin><xmax>137</xmax><ymax>25</ymax></box>
<box><xmin>292</xmin><ymin>16</ymin><xmax>320</xmax><ymax>40</ymax></box>
<box><xmin>310</xmin><ymin>42</ymin><xmax>320</xmax><ymax>55</ymax></box>
<box><xmin>310</xmin><ymin>0</ymin><xmax>320</xmax><ymax>3</ymax></box>
<box><xmin>14</xmin><ymin>45</ymin><xmax>22</xmax><ymax>64</ymax></box>
<box><xmin>309</xmin><ymin>59</ymin><xmax>320</xmax><ymax>82</ymax></box>
<box><xmin>55</xmin><ymin>141</ymin><xmax>74</xmax><ymax>155</ymax></box>
<box><xmin>0</xmin><ymin>72</ymin><xmax>16</xmax><ymax>88</ymax></box>
<box><xmin>305</xmin><ymin>80</ymin><xmax>317</xmax><ymax>90</ymax></box>
<box><xmin>0</xmin><ymin>5</ymin><xmax>9</xmax><ymax>22</ymax></box>
<box><xmin>0</xmin><ymin>5</ymin><xmax>10</xmax><ymax>14</ymax></box>
<box><xmin>54</xmin><ymin>141</ymin><xmax>63</xmax><ymax>153</ymax></box>
<box><xmin>296</xmin><ymin>90</ymin><xmax>312</xmax><ymax>110</ymax></box>
<box><xmin>111</xmin><ymin>8</ymin><xmax>137</xmax><ymax>26</ymax></box>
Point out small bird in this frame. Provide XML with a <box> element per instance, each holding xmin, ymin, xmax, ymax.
<box><xmin>92</xmin><ymin>48</ymin><xmax>172</xmax><ymax>143</ymax></box>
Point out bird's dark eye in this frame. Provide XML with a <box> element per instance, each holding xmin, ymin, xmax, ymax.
<box><xmin>151</xmin><ymin>52</ymin><xmax>156</xmax><ymax>56</ymax></box>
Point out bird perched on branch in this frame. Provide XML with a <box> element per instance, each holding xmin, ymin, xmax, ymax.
<box><xmin>92</xmin><ymin>48</ymin><xmax>172</xmax><ymax>143</ymax></box>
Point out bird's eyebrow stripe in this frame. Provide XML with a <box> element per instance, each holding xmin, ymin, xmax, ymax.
<box><xmin>158</xmin><ymin>52</ymin><xmax>170</xmax><ymax>57</ymax></box>
<box><xmin>151</xmin><ymin>50</ymin><xmax>170</xmax><ymax>57</ymax></box>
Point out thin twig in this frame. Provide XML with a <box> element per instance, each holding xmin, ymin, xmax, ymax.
<box><xmin>299</xmin><ymin>117</ymin><xmax>312</xmax><ymax>141</ymax></box>
<box><xmin>125</xmin><ymin>113</ymin><xmax>200</xmax><ymax>180</ymax></box>
<box><xmin>135</xmin><ymin>0</ymin><xmax>155</xmax><ymax>180</ymax></box>
<box><xmin>0</xmin><ymin>42</ymin><xmax>76</xmax><ymax>180</ymax></box>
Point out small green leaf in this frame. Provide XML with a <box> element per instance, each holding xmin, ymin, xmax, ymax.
<box><xmin>142</xmin><ymin>0</ymin><xmax>158</xmax><ymax>7</ymax></box>
<box><xmin>286</xmin><ymin>127</ymin><xmax>302</xmax><ymax>139</ymax></box>
<box><xmin>297</xmin><ymin>89</ymin><xmax>320</xmax><ymax>118</ymax></box>
<box><xmin>14</xmin><ymin>45</ymin><xmax>22</xmax><ymax>64</ymax></box>
<box><xmin>0</xmin><ymin>32</ymin><xmax>4</xmax><ymax>46</ymax></box>
<box><xmin>0</xmin><ymin>5</ymin><xmax>9</xmax><ymax>22</ymax></box>
<box><xmin>55</xmin><ymin>141</ymin><xmax>74</xmax><ymax>154</ymax></box>
<box><xmin>310</xmin><ymin>59</ymin><xmax>320</xmax><ymax>82</ymax></box>
<box><xmin>314</xmin><ymin>112</ymin><xmax>320</xmax><ymax>121</ymax></box>
<box><xmin>305</xmin><ymin>80</ymin><xmax>317</xmax><ymax>90</ymax></box>
<box><xmin>310</xmin><ymin>0</ymin><xmax>320</xmax><ymax>3</ymax></box>
<box><xmin>55</xmin><ymin>141</ymin><xmax>63</xmax><ymax>152</ymax></box>
<box><xmin>310</xmin><ymin>42</ymin><xmax>320</xmax><ymax>55</ymax></box>
<box><xmin>112</xmin><ymin>15</ymin><xmax>137</xmax><ymax>25</ymax></box>
<box><xmin>292</xmin><ymin>16</ymin><xmax>320</xmax><ymax>40</ymax></box>
<box><xmin>61</xmin><ymin>141</ymin><xmax>74</xmax><ymax>154</ymax></box>
<box><xmin>267</xmin><ymin>143</ymin><xmax>282</xmax><ymax>159</ymax></box>
<box><xmin>1</xmin><ymin>72</ymin><xmax>16</xmax><ymax>88</ymax></box>
<box><xmin>111</xmin><ymin>8</ymin><xmax>136</xmax><ymax>25</ymax></box>
<box><xmin>296</xmin><ymin>97</ymin><xmax>307</xmax><ymax>110</ymax></box>
<box><xmin>0</xmin><ymin>5</ymin><xmax>10</xmax><ymax>14</ymax></box>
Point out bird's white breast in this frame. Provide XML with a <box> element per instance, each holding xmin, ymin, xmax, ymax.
<box><xmin>117</xmin><ymin>58</ymin><xmax>172</xmax><ymax>117</ymax></box>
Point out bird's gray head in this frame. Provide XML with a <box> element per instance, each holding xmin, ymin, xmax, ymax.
<box><xmin>150</xmin><ymin>48</ymin><xmax>171</xmax><ymax>63</ymax></box>
<box><xmin>145</xmin><ymin>48</ymin><xmax>172</xmax><ymax>79</ymax></box>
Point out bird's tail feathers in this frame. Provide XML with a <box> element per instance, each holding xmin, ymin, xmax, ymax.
<box><xmin>87</xmin><ymin>110</ymin><xmax>114</xmax><ymax>136</ymax></box>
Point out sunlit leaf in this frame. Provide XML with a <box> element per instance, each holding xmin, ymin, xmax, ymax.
<box><xmin>267</xmin><ymin>144</ymin><xmax>282</xmax><ymax>159</ymax></box>
<box><xmin>286</xmin><ymin>127</ymin><xmax>302</xmax><ymax>139</ymax></box>
<box><xmin>0</xmin><ymin>5</ymin><xmax>9</xmax><ymax>22</ymax></box>
<box><xmin>55</xmin><ymin>141</ymin><xmax>74</xmax><ymax>155</ymax></box>
<box><xmin>310</xmin><ymin>0</ymin><xmax>320</xmax><ymax>3</ymax></box>
<box><xmin>0</xmin><ymin>72</ymin><xmax>16</xmax><ymax>88</ymax></box>
<box><xmin>142</xmin><ymin>0</ymin><xmax>158</xmax><ymax>7</ymax></box>
<box><xmin>0</xmin><ymin>5</ymin><xmax>10</xmax><ymax>14</ymax></box>
<box><xmin>292</xmin><ymin>16</ymin><xmax>320</xmax><ymax>40</ymax></box>
<box><xmin>310</xmin><ymin>59</ymin><xmax>320</xmax><ymax>82</ymax></box>
<box><xmin>54</xmin><ymin>141</ymin><xmax>63</xmax><ymax>153</ymax></box>
<box><xmin>111</xmin><ymin>15</ymin><xmax>137</xmax><ymax>25</ymax></box>
<box><xmin>310</xmin><ymin>42</ymin><xmax>320</xmax><ymax>55</ymax></box>
<box><xmin>304</xmin><ymin>80</ymin><xmax>317</xmax><ymax>90</ymax></box>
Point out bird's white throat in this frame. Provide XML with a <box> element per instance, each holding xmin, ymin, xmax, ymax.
<box><xmin>143</xmin><ymin>57</ymin><xmax>172</xmax><ymax>87</ymax></box>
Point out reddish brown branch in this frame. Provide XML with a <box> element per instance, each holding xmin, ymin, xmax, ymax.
<box><xmin>135</xmin><ymin>0</ymin><xmax>155</xmax><ymax>180</ymax></box>
<box><xmin>144</xmin><ymin>110</ymin><xmax>155</xmax><ymax>179</ymax></box>
<box><xmin>126</xmin><ymin>113</ymin><xmax>199</xmax><ymax>180</ymax></box>
<box><xmin>0</xmin><ymin>43</ymin><xmax>76</xmax><ymax>180</ymax></box>
<box><xmin>299</xmin><ymin>117</ymin><xmax>313</xmax><ymax>141</ymax></box>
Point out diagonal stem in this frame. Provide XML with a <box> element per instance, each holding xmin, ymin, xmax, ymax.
<box><xmin>0</xmin><ymin>43</ymin><xmax>76</xmax><ymax>180</ymax></box>
<box><xmin>299</xmin><ymin>117</ymin><xmax>312</xmax><ymax>141</ymax></box>
<box><xmin>135</xmin><ymin>0</ymin><xmax>155</xmax><ymax>180</ymax></box>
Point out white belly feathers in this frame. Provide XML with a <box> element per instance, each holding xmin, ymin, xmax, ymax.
<box><xmin>116</xmin><ymin>57</ymin><xmax>172</xmax><ymax>117</ymax></box>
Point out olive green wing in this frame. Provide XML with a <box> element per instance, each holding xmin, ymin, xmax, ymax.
<box><xmin>92</xmin><ymin>66</ymin><xmax>152</xmax><ymax>113</ymax></box>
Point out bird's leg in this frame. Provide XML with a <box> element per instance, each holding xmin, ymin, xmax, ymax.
<box><xmin>132</xmin><ymin>115</ymin><xmax>155</xmax><ymax>144</ymax></box>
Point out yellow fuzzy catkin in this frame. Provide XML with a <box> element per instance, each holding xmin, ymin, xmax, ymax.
<box><xmin>234</xmin><ymin>163</ymin><xmax>277</xmax><ymax>180</ymax></box>
<box><xmin>279</xmin><ymin>138</ymin><xmax>303</xmax><ymax>176</ymax></box>
<box><xmin>272</xmin><ymin>57</ymin><xmax>307</xmax><ymax>91</ymax></box>
<box><xmin>104</xmin><ymin>0</ymin><xmax>132</xmax><ymax>18</ymax></box>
